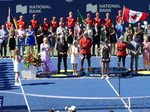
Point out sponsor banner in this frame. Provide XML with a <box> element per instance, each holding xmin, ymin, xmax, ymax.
<box><xmin>85</xmin><ymin>73</ymin><xmax>126</xmax><ymax>77</ymax></box>
<box><xmin>16</xmin><ymin>4</ymin><xmax>51</xmax><ymax>14</ymax></box>
<box><xmin>0</xmin><ymin>0</ymin><xmax>149</xmax><ymax>25</ymax></box>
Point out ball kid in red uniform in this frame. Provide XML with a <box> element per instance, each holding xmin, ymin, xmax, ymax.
<box><xmin>104</xmin><ymin>13</ymin><xmax>112</xmax><ymax>29</ymax></box>
<box><xmin>116</xmin><ymin>10</ymin><xmax>123</xmax><ymax>24</ymax></box>
<box><xmin>41</xmin><ymin>18</ymin><xmax>50</xmax><ymax>35</ymax></box>
<box><xmin>17</xmin><ymin>15</ymin><xmax>27</xmax><ymax>29</ymax></box>
<box><xmin>50</xmin><ymin>16</ymin><xmax>59</xmax><ymax>32</ymax></box>
<box><xmin>85</xmin><ymin>13</ymin><xmax>93</xmax><ymax>27</ymax></box>
<box><xmin>30</xmin><ymin>14</ymin><xmax>39</xmax><ymax>33</ymax></box>
<box><xmin>93</xmin><ymin>12</ymin><xmax>102</xmax><ymax>28</ymax></box>
<box><xmin>66</xmin><ymin>11</ymin><xmax>76</xmax><ymax>30</ymax></box>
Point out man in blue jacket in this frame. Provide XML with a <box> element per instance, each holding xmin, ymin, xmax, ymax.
<box><xmin>0</xmin><ymin>25</ymin><xmax>8</xmax><ymax>58</ymax></box>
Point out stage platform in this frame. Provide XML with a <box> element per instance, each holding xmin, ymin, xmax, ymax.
<box><xmin>35</xmin><ymin>67</ymin><xmax>150</xmax><ymax>79</ymax></box>
<box><xmin>36</xmin><ymin>70</ymin><xmax>84</xmax><ymax>78</ymax></box>
<box><xmin>19</xmin><ymin>56</ymin><xmax>150</xmax><ymax>79</ymax></box>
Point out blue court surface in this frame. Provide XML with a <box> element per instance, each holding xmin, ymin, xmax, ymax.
<box><xmin>0</xmin><ymin>57</ymin><xmax>150</xmax><ymax>112</ymax></box>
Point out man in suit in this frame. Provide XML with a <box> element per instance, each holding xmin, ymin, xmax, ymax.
<box><xmin>56</xmin><ymin>35</ymin><xmax>68</xmax><ymax>74</ymax></box>
<box><xmin>135</xmin><ymin>22</ymin><xmax>144</xmax><ymax>53</ymax></box>
<box><xmin>92</xmin><ymin>23</ymin><xmax>101</xmax><ymax>56</ymax></box>
<box><xmin>0</xmin><ymin>25</ymin><xmax>8</xmax><ymax>58</ymax></box>
<box><xmin>130</xmin><ymin>36</ymin><xmax>140</xmax><ymax>71</ymax></box>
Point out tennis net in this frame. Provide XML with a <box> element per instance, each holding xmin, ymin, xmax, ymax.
<box><xmin>1</xmin><ymin>91</ymin><xmax>150</xmax><ymax>111</ymax></box>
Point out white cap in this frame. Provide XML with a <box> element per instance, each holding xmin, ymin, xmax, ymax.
<box><xmin>143</xmin><ymin>21</ymin><xmax>148</xmax><ymax>25</ymax></box>
<box><xmin>69</xmin><ymin>106</ymin><xmax>76</xmax><ymax>111</ymax></box>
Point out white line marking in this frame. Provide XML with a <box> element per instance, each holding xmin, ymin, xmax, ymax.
<box><xmin>19</xmin><ymin>78</ymin><xmax>31</xmax><ymax>112</ymax></box>
<box><xmin>105</xmin><ymin>78</ymin><xmax>132</xmax><ymax>112</ymax></box>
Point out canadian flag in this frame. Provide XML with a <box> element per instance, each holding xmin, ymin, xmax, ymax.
<box><xmin>122</xmin><ymin>7</ymin><xmax>149</xmax><ymax>24</ymax></box>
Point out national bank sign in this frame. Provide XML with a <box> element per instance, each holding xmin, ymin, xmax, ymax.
<box><xmin>86</xmin><ymin>3</ymin><xmax>121</xmax><ymax>13</ymax></box>
<box><xmin>16</xmin><ymin>4</ymin><xmax>51</xmax><ymax>14</ymax></box>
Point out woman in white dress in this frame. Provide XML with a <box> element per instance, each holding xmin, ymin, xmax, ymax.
<box><xmin>70</xmin><ymin>40</ymin><xmax>79</xmax><ymax>75</ymax></box>
<box><xmin>13</xmin><ymin>49</ymin><xmax>22</xmax><ymax>86</ymax></box>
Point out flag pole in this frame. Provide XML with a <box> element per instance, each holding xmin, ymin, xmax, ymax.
<box><xmin>122</xmin><ymin>5</ymin><xmax>125</xmax><ymax>20</ymax></box>
<box><xmin>77</xmin><ymin>9</ymin><xmax>79</xmax><ymax>22</ymax></box>
<box><xmin>8</xmin><ymin>7</ymin><xmax>10</xmax><ymax>22</ymax></box>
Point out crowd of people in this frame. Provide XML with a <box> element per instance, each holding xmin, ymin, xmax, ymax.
<box><xmin>0</xmin><ymin>10</ymin><xmax>150</xmax><ymax>82</ymax></box>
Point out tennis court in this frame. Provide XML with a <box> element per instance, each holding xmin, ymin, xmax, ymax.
<box><xmin>0</xmin><ymin>57</ymin><xmax>150</xmax><ymax>112</ymax></box>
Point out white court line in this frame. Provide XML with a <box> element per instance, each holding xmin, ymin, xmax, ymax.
<box><xmin>19</xmin><ymin>78</ymin><xmax>31</xmax><ymax>112</ymax></box>
<box><xmin>11</xmin><ymin>59</ymin><xmax>31</xmax><ymax>112</ymax></box>
<box><xmin>105</xmin><ymin>78</ymin><xmax>132</xmax><ymax>112</ymax></box>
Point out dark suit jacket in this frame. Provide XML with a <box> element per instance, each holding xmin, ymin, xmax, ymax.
<box><xmin>101</xmin><ymin>29</ymin><xmax>109</xmax><ymax>41</ymax></box>
<box><xmin>93</xmin><ymin>27</ymin><xmax>101</xmax><ymax>35</ymax></box>
<box><xmin>93</xmin><ymin>27</ymin><xmax>101</xmax><ymax>42</ymax></box>
<box><xmin>0</xmin><ymin>29</ymin><xmax>8</xmax><ymax>43</ymax></box>
<box><xmin>130</xmin><ymin>41</ymin><xmax>140</xmax><ymax>55</ymax></box>
<box><xmin>56</xmin><ymin>40</ymin><xmax>68</xmax><ymax>54</ymax></box>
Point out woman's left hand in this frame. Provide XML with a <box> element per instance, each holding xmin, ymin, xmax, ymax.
<box><xmin>46</xmin><ymin>48</ymin><xmax>49</xmax><ymax>51</ymax></box>
<box><xmin>106</xmin><ymin>59</ymin><xmax>109</xmax><ymax>61</ymax></box>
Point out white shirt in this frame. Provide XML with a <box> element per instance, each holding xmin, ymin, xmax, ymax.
<box><xmin>146</xmin><ymin>29</ymin><xmax>150</xmax><ymax>36</ymax></box>
<box><xmin>56</xmin><ymin>27</ymin><xmax>66</xmax><ymax>36</ymax></box>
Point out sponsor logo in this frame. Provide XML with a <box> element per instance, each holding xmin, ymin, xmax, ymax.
<box><xmin>86</xmin><ymin>3</ymin><xmax>121</xmax><ymax>13</ymax></box>
<box><xmin>65</xmin><ymin>0</ymin><xmax>73</xmax><ymax>2</ymax></box>
<box><xmin>28</xmin><ymin>5</ymin><xmax>51</xmax><ymax>13</ymax></box>
<box><xmin>16</xmin><ymin>4</ymin><xmax>27</xmax><ymax>14</ymax></box>
<box><xmin>86</xmin><ymin>3</ymin><xmax>97</xmax><ymax>13</ymax></box>
<box><xmin>90</xmin><ymin>74</ymin><xmax>101</xmax><ymax>77</ymax></box>
<box><xmin>16</xmin><ymin>4</ymin><xmax>51</xmax><ymax>14</ymax></box>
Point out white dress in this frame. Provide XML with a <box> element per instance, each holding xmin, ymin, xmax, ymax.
<box><xmin>13</xmin><ymin>58</ymin><xmax>21</xmax><ymax>72</ymax></box>
<box><xmin>71</xmin><ymin>46</ymin><xmax>78</xmax><ymax>64</ymax></box>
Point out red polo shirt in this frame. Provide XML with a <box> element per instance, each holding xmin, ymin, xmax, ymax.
<box><xmin>17</xmin><ymin>20</ymin><xmax>27</xmax><ymax>29</ymax></box>
<box><xmin>79</xmin><ymin>37</ymin><xmax>92</xmax><ymax>54</ymax></box>
<box><xmin>66</xmin><ymin>17</ymin><xmax>76</xmax><ymax>27</ymax></box>
<box><xmin>30</xmin><ymin>19</ymin><xmax>39</xmax><ymax>29</ymax></box>
<box><xmin>116</xmin><ymin>16</ymin><xmax>122</xmax><ymax>24</ymax></box>
<box><xmin>6</xmin><ymin>22</ymin><xmax>13</xmax><ymax>29</ymax></box>
<box><xmin>93</xmin><ymin>18</ymin><xmax>102</xmax><ymax>26</ymax></box>
<box><xmin>41</xmin><ymin>22</ymin><xmax>50</xmax><ymax>31</ymax></box>
<box><xmin>104</xmin><ymin>19</ymin><xmax>112</xmax><ymax>28</ymax></box>
<box><xmin>85</xmin><ymin>18</ymin><xmax>93</xmax><ymax>27</ymax></box>
<box><xmin>50</xmin><ymin>20</ymin><xmax>58</xmax><ymax>28</ymax></box>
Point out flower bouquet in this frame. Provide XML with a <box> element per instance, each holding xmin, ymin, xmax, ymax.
<box><xmin>23</xmin><ymin>48</ymin><xmax>42</xmax><ymax>68</ymax></box>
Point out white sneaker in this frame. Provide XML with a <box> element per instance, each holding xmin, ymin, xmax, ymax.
<box><xmin>15</xmin><ymin>82</ymin><xmax>21</xmax><ymax>86</ymax></box>
<box><xmin>106</xmin><ymin>75</ymin><xmax>109</xmax><ymax>79</ymax></box>
<box><xmin>101</xmin><ymin>76</ymin><xmax>104</xmax><ymax>79</ymax></box>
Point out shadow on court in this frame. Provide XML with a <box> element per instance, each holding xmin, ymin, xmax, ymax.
<box><xmin>22</xmin><ymin>82</ymin><xmax>55</xmax><ymax>86</ymax></box>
